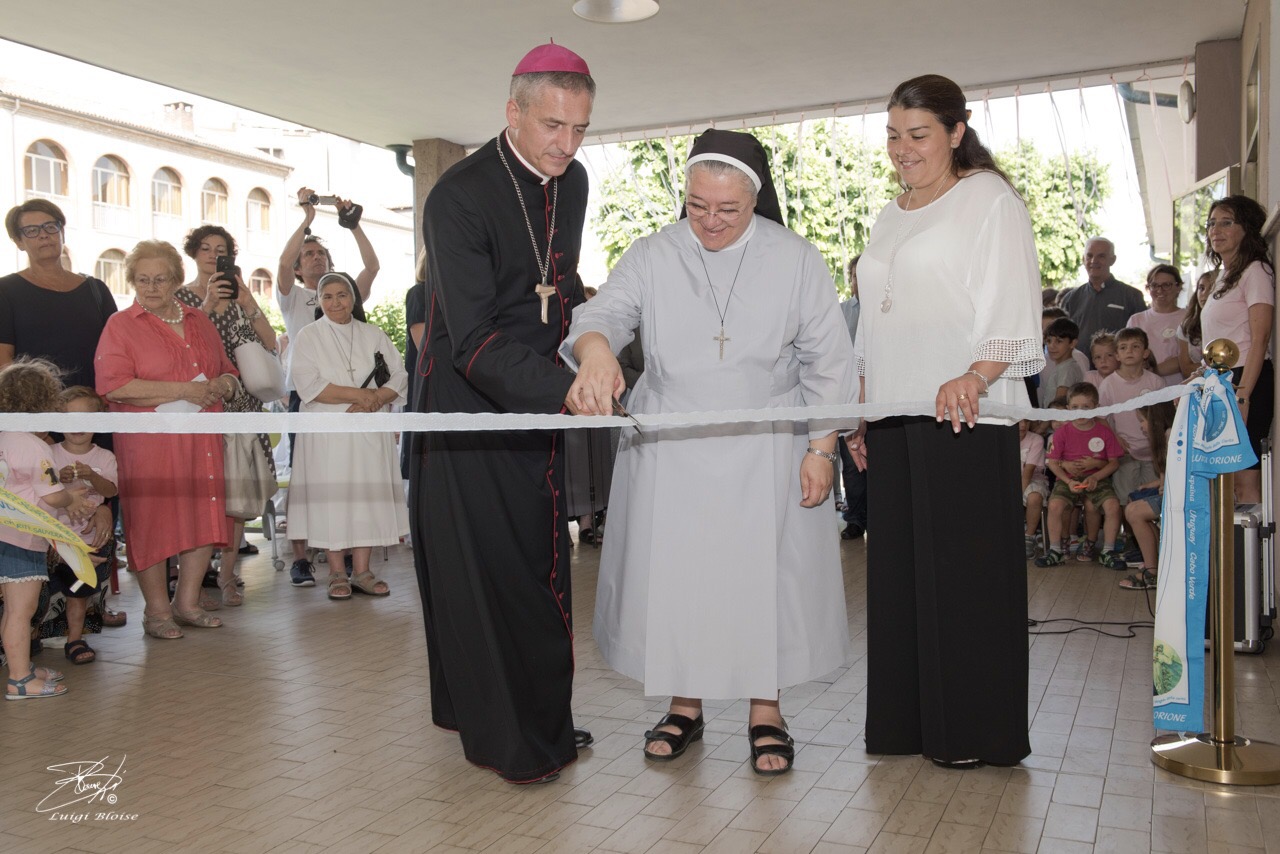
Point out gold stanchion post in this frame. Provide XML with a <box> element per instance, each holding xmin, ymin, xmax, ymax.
<box><xmin>1150</xmin><ymin>339</ymin><xmax>1280</xmax><ymax>784</ymax></box>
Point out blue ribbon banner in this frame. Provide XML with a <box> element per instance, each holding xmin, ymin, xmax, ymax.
<box><xmin>1153</xmin><ymin>372</ymin><xmax>1256</xmax><ymax>733</ymax></box>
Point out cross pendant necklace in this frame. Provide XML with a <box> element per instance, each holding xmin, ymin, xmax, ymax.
<box><xmin>328</xmin><ymin>319</ymin><xmax>357</xmax><ymax>381</ymax></box>
<box><xmin>496</xmin><ymin>137</ymin><xmax>560</xmax><ymax>324</ymax></box>
<box><xmin>696</xmin><ymin>241</ymin><xmax>749</xmax><ymax>361</ymax></box>
<box><xmin>713</xmin><ymin>326</ymin><xmax>731</xmax><ymax>360</ymax></box>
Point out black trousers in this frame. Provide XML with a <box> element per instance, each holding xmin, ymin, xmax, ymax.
<box><xmin>864</xmin><ymin>417</ymin><xmax>1031</xmax><ymax>765</ymax></box>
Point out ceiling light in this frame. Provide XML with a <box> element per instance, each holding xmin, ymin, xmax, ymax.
<box><xmin>572</xmin><ymin>0</ymin><xmax>659</xmax><ymax>24</ymax></box>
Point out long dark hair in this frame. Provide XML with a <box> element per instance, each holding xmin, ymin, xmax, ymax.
<box><xmin>1207</xmin><ymin>195</ymin><xmax>1274</xmax><ymax>298</ymax></box>
<box><xmin>887</xmin><ymin>74</ymin><xmax>1012</xmax><ymax>187</ymax></box>
<box><xmin>1179</xmin><ymin>271</ymin><xmax>1214</xmax><ymax>348</ymax></box>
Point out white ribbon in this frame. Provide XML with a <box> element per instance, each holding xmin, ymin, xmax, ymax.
<box><xmin>0</xmin><ymin>384</ymin><xmax>1193</xmax><ymax>434</ymax></box>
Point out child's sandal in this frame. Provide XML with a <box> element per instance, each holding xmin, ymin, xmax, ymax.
<box><xmin>5</xmin><ymin>670</ymin><xmax>67</xmax><ymax>700</ymax></box>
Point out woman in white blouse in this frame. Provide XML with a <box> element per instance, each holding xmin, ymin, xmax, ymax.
<box><xmin>848</xmin><ymin>74</ymin><xmax>1042</xmax><ymax>768</ymax></box>
<box><xmin>1201</xmin><ymin>195</ymin><xmax>1275</xmax><ymax>504</ymax></box>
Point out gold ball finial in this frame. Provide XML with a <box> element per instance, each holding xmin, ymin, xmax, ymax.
<box><xmin>1203</xmin><ymin>338</ymin><xmax>1240</xmax><ymax>371</ymax></box>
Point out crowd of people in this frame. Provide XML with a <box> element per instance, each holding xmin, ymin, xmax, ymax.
<box><xmin>0</xmin><ymin>41</ymin><xmax>1274</xmax><ymax>792</ymax></box>
<box><xmin>1022</xmin><ymin>199</ymin><xmax>1275</xmax><ymax>593</ymax></box>
<box><xmin>0</xmin><ymin>183</ymin><xmax>400</xmax><ymax>695</ymax></box>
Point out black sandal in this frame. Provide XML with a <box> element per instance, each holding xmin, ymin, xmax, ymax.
<box><xmin>748</xmin><ymin>723</ymin><xmax>795</xmax><ymax>777</ymax></box>
<box><xmin>643</xmin><ymin>712</ymin><xmax>704</xmax><ymax>761</ymax></box>
<box><xmin>63</xmin><ymin>639</ymin><xmax>96</xmax><ymax>665</ymax></box>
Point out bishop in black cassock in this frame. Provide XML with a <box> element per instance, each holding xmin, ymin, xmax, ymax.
<box><xmin>408</xmin><ymin>43</ymin><xmax>594</xmax><ymax>783</ymax></box>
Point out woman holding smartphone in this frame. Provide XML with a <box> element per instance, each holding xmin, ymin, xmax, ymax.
<box><xmin>177</xmin><ymin>225</ymin><xmax>278</xmax><ymax>605</ymax></box>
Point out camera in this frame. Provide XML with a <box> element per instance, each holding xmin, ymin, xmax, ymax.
<box><xmin>215</xmin><ymin>254</ymin><xmax>240</xmax><ymax>298</ymax></box>
<box><xmin>306</xmin><ymin>193</ymin><xmax>340</xmax><ymax>206</ymax></box>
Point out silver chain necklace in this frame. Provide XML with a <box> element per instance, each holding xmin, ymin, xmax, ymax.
<box><xmin>696</xmin><ymin>242</ymin><xmax>750</xmax><ymax>361</ymax></box>
<box><xmin>880</xmin><ymin>175</ymin><xmax>952</xmax><ymax>313</ymax></box>
<box><xmin>327</xmin><ymin>318</ymin><xmax>358</xmax><ymax>381</ymax></box>
<box><xmin>496</xmin><ymin>137</ymin><xmax>560</xmax><ymax>324</ymax></box>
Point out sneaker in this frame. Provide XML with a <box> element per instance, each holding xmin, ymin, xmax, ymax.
<box><xmin>1075</xmin><ymin>540</ymin><xmax>1098</xmax><ymax>562</ymax></box>
<box><xmin>290</xmin><ymin>558</ymin><xmax>316</xmax><ymax>587</ymax></box>
<box><xmin>1099</xmin><ymin>549</ymin><xmax>1127</xmax><ymax>570</ymax></box>
<box><xmin>1123</xmin><ymin>548</ymin><xmax>1144</xmax><ymax>567</ymax></box>
<box><xmin>1034</xmin><ymin>549</ymin><xmax>1066</xmax><ymax>567</ymax></box>
<box><xmin>1066</xmin><ymin>536</ymin><xmax>1082</xmax><ymax>554</ymax></box>
<box><xmin>1024</xmin><ymin>536</ymin><xmax>1037</xmax><ymax>559</ymax></box>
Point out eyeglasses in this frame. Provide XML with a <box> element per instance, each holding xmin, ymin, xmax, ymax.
<box><xmin>1147</xmin><ymin>282</ymin><xmax>1178</xmax><ymax>291</ymax></box>
<box><xmin>685</xmin><ymin>200</ymin><xmax>747</xmax><ymax>223</ymax></box>
<box><xmin>18</xmin><ymin>222</ymin><xmax>62</xmax><ymax>238</ymax></box>
<box><xmin>1206</xmin><ymin>218</ymin><xmax>1239</xmax><ymax>230</ymax></box>
<box><xmin>134</xmin><ymin>276</ymin><xmax>172</xmax><ymax>289</ymax></box>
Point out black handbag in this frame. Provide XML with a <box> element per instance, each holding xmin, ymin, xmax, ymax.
<box><xmin>360</xmin><ymin>351</ymin><xmax>391</xmax><ymax>389</ymax></box>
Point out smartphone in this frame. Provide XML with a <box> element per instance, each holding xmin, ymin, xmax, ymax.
<box><xmin>216</xmin><ymin>254</ymin><xmax>240</xmax><ymax>298</ymax></box>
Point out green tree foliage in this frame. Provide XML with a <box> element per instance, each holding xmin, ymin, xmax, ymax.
<box><xmin>1000</xmin><ymin>140</ymin><xmax>1110</xmax><ymax>288</ymax></box>
<box><xmin>364</xmin><ymin>297</ymin><xmax>407</xmax><ymax>356</ymax></box>
<box><xmin>592</xmin><ymin>123</ymin><xmax>1109</xmax><ymax>296</ymax></box>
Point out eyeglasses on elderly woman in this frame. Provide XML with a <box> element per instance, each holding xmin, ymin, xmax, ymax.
<box><xmin>18</xmin><ymin>222</ymin><xmax>62</xmax><ymax>238</ymax></box>
<box><xmin>684</xmin><ymin>200</ymin><xmax>748</xmax><ymax>222</ymax></box>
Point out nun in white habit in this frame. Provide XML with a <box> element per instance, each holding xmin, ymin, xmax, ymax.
<box><xmin>287</xmin><ymin>272</ymin><xmax>409</xmax><ymax>600</ymax></box>
<box><xmin>562</xmin><ymin>129</ymin><xmax>856</xmax><ymax>776</ymax></box>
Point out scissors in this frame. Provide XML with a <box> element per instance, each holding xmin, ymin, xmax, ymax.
<box><xmin>612</xmin><ymin>398</ymin><xmax>642</xmax><ymax>433</ymax></box>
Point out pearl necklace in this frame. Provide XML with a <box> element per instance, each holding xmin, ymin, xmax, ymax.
<box><xmin>142</xmin><ymin>300</ymin><xmax>184</xmax><ymax>325</ymax></box>
<box><xmin>879</xmin><ymin>175</ymin><xmax>953</xmax><ymax>314</ymax></box>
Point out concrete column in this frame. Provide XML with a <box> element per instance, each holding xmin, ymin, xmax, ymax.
<box><xmin>412</xmin><ymin>137</ymin><xmax>466</xmax><ymax>256</ymax></box>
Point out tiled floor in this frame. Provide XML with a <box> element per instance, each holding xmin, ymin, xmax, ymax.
<box><xmin>3</xmin><ymin>524</ymin><xmax>1280</xmax><ymax>854</ymax></box>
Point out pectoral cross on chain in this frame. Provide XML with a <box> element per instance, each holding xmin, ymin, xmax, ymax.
<box><xmin>713</xmin><ymin>325</ymin><xmax>731</xmax><ymax>360</ymax></box>
<box><xmin>535</xmin><ymin>281</ymin><xmax>557</xmax><ymax>325</ymax></box>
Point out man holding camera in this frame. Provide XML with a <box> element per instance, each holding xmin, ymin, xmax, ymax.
<box><xmin>277</xmin><ymin>186</ymin><xmax>380</xmax><ymax>587</ymax></box>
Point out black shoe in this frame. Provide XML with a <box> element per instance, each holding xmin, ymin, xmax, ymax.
<box><xmin>238</xmin><ymin>542</ymin><xmax>259</xmax><ymax>555</ymax></box>
<box><xmin>749</xmin><ymin>723</ymin><xmax>795</xmax><ymax>777</ymax></box>
<box><xmin>201</xmin><ymin>566</ymin><xmax>220</xmax><ymax>588</ymax></box>
<box><xmin>930</xmin><ymin>757</ymin><xmax>984</xmax><ymax>770</ymax></box>
<box><xmin>289</xmin><ymin>559</ymin><xmax>315</xmax><ymax>587</ymax></box>
<box><xmin>643</xmin><ymin>712</ymin><xmax>704</xmax><ymax>762</ymax></box>
<box><xmin>344</xmin><ymin>553</ymin><xmax>353</xmax><ymax>578</ymax></box>
<box><xmin>841</xmin><ymin>524</ymin><xmax>865</xmax><ymax>540</ymax></box>
<box><xmin>574</xmin><ymin>727</ymin><xmax>594</xmax><ymax>750</ymax></box>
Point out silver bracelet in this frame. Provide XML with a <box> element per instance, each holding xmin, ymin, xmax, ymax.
<box><xmin>247</xmin><ymin>308</ymin><xmax>262</xmax><ymax>321</ymax></box>
<box><xmin>806</xmin><ymin>447</ymin><xmax>838</xmax><ymax>464</ymax></box>
<box><xmin>965</xmin><ymin>369</ymin><xmax>990</xmax><ymax>394</ymax></box>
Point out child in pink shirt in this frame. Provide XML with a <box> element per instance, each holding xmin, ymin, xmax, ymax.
<box><xmin>1019</xmin><ymin>420</ymin><xmax>1049</xmax><ymax>558</ymax></box>
<box><xmin>0</xmin><ymin>361</ymin><xmax>94</xmax><ymax>700</ymax></box>
<box><xmin>49</xmin><ymin>387</ymin><xmax>119</xmax><ymax>666</ymax></box>
<box><xmin>1082</xmin><ymin>331</ymin><xmax>1118</xmax><ymax>388</ymax></box>
<box><xmin>1099</xmin><ymin>328</ymin><xmax>1168</xmax><ymax>520</ymax></box>
<box><xmin>1034</xmin><ymin>382</ymin><xmax>1124</xmax><ymax>568</ymax></box>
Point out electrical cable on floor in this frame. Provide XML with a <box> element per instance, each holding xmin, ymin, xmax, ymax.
<box><xmin>1027</xmin><ymin>618</ymin><xmax>1153</xmax><ymax>638</ymax></box>
<box><xmin>1028</xmin><ymin>589</ymin><xmax>1156</xmax><ymax>637</ymax></box>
